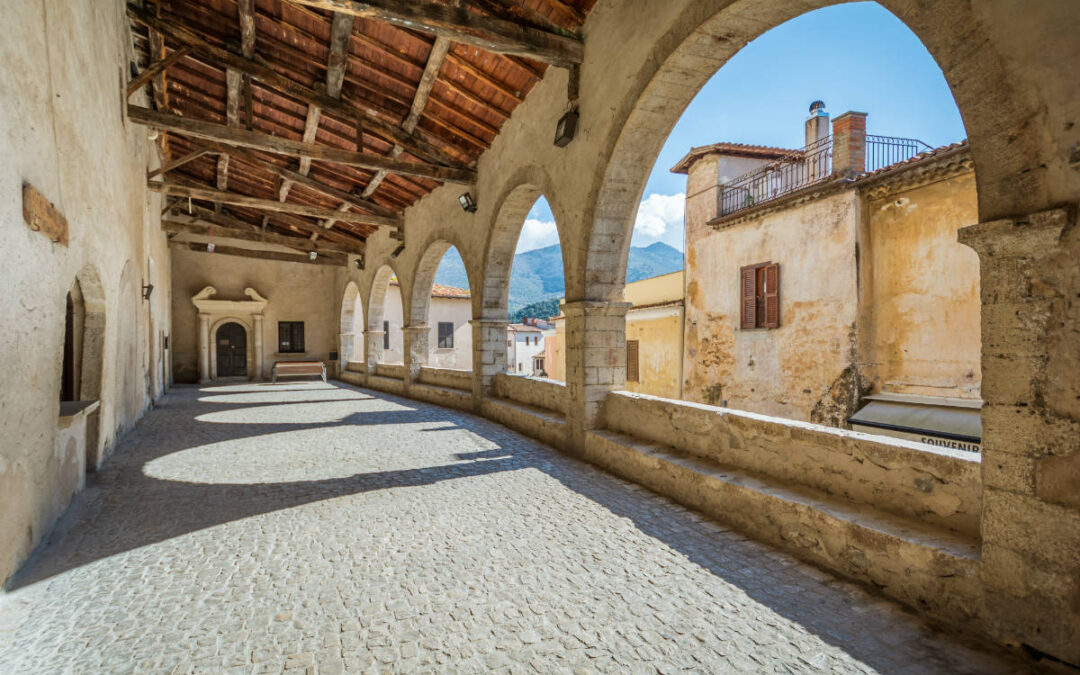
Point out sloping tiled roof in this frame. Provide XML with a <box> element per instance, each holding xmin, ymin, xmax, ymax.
<box><xmin>859</xmin><ymin>140</ymin><xmax>970</xmax><ymax>180</ymax></box>
<box><xmin>431</xmin><ymin>283</ymin><xmax>470</xmax><ymax>299</ymax></box>
<box><xmin>670</xmin><ymin>142</ymin><xmax>799</xmax><ymax>174</ymax></box>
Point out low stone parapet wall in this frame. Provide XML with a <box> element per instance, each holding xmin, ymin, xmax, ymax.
<box><xmin>493</xmin><ymin>373</ymin><xmax>567</xmax><ymax>415</ymax></box>
<box><xmin>374</xmin><ymin>363</ymin><xmax>406</xmax><ymax>380</ymax></box>
<box><xmin>344</xmin><ymin>361</ymin><xmax>366</xmax><ymax>374</ymax></box>
<box><xmin>418</xmin><ymin>367</ymin><xmax>472</xmax><ymax>391</ymax></box>
<box><xmin>601</xmin><ymin>391</ymin><xmax>981</xmax><ymax>538</ymax></box>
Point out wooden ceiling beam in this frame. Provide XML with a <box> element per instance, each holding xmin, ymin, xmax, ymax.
<box><xmin>129</xmin><ymin>105</ymin><xmax>476</xmax><ymax>183</ymax></box>
<box><xmin>170</xmin><ymin>241</ymin><xmax>347</xmax><ymax>266</ymax></box>
<box><xmin>149</xmin><ymin>181</ymin><xmax>401</xmax><ymax>228</ymax></box>
<box><xmin>127</xmin><ymin>3</ymin><xmax>465</xmax><ymax>169</ymax></box>
<box><xmin>172</xmin><ymin>200</ymin><xmax>368</xmax><ymax>249</ymax></box>
<box><xmin>163</xmin><ymin>218</ymin><xmax>363</xmax><ymax>255</ymax></box>
<box><xmin>283</xmin><ymin>0</ymin><xmax>583</xmax><ymax>67</ymax></box>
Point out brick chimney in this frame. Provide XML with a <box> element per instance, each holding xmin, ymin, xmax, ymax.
<box><xmin>831</xmin><ymin>111</ymin><xmax>867</xmax><ymax>177</ymax></box>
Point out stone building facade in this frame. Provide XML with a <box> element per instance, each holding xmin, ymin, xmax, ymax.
<box><xmin>674</xmin><ymin>107</ymin><xmax>980</xmax><ymax>431</ymax></box>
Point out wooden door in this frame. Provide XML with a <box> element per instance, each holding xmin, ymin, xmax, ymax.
<box><xmin>216</xmin><ymin>322</ymin><xmax>247</xmax><ymax>377</ymax></box>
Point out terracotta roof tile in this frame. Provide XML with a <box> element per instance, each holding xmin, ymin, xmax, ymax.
<box><xmin>671</xmin><ymin>142</ymin><xmax>800</xmax><ymax>174</ymax></box>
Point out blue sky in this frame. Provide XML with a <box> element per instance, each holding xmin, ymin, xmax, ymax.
<box><xmin>508</xmin><ymin>1</ymin><xmax>967</xmax><ymax>255</ymax></box>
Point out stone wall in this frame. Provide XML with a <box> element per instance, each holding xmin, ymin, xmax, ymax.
<box><xmin>170</xmin><ymin>247</ymin><xmax>338</xmax><ymax>382</ymax></box>
<box><xmin>601</xmin><ymin>391</ymin><xmax>982</xmax><ymax>537</ymax></box>
<box><xmin>493</xmin><ymin>372</ymin><xmax>567</xmax><ymax>414</ymax></box>
<box><xmin>418</xmin><ymin>367</ymin><xmax>472</xmax><ymax>391</ymax></box>
<box><xmin>0</xmin><ymin>0</ymin><xmax>171</xmax><ymax>587</ymax></box>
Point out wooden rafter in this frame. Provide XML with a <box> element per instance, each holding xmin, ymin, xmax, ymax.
<box><xmin>163</xmin><ymin>218</ymin><xmax>362</xmax><ymax>255</ymax></box>
<box><xmin>128</xmin><ymin>45</ymin><xmax>192</xmax><ymax>96</ymax></box>
<box><xmin>127</xmin><ymin>3</ymin><xmax>466</xmax><ymax>169</ymax></box>
<box><xmin>147</xmin><ymin>146</ymin><xmax>214</xmax><ymax>179</ymax></box>
<box><xmin>129</xmin><ymin>105</ymin><xmax>476</xmax><ymax>183</ymax></box>
<box><xmin>149</xmin><ymin>181</ymin><xmax>401</xmax><ymax>228</ymax></box>
<box><xmin>283</xmin><ymin>0</ymin><xmax>583</xmax><ymax>66</ymax></box>
<box><xmin>171</xmin><ymin>241</ymin><xmax>347</xmax><ymax>266</ymax></box>
<box><xmin>170</xmin><ymin>201</ymin><xmax>367</xmax><ymax>249</ymax></box>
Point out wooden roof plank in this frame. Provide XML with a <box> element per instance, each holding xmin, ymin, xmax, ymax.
<box><xmin>284</xmin><ymin>0</ymin><xmax>583</xmax><ymax>67</ymax></box>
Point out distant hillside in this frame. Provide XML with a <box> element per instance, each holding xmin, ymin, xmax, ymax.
<box><xmin>434</xmin><ymin>242</ymin><xmax>684</xmax><ymax>318</ymax></box>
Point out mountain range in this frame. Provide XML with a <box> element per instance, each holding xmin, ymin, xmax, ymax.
<box><xmin>434</xmin><ymin>242</ymin><xmax>684</xmax><ymax>318</ymax></box>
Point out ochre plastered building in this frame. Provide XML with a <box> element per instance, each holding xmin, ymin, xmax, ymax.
<box><xmin>1</xmin><ymin>0</ymin><xmax>1078</xmax><ymax>665</ymax></box>
<box><xmin>674</xmin><ymin>107</ymin><xmax>981</xmax><ymax>432</ymax></box>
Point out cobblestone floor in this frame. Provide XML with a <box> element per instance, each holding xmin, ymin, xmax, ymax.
<box><xmin>0</xmin><ymin>382</ymin><xmax>1032</xmax><ymax>674</ymax></box>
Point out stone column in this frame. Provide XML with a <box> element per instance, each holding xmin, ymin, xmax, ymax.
<box><xmin>563</xmin><ymin>300</ymin><xmax>632</xmax><ymax>453</ymax></box>
<box><xmin>363</xmin><ymin>329</ymin><xmax>385</xmax><ymax>376</ymax></box>
<box><xmin>252</xmin><ymin>314</ymin><xmax>264</xmax><ymax>380</ymax></box>
<box><xmin>403</xmin><ymin>324</ymin><xmax>429</xmax><ymax>389</ymax></box>
<box><xmin>198</xmin><ymin>313</ymin><xmax>210</xmax><ymax>383</ymax></box>
<box><xmin>471</xmin><ymin>318</ymin><xmax>508</xmax><ymax>409</ymax></box>
<box><xmin>958</xmin><ymin>208</ymin><xmax>1080</xmax><ymax>664</ymax></box>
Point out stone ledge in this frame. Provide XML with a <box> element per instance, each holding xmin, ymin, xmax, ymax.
<box><xmin>408</xmin><ymin>382</ymin><xmax>473</xmax><ymax>412</ymax></box>
<box><xmin>481</xmin><ymin>397</ymin><xmax>567</xmax><ymax>449</ymax></box>
<box><xmin>493</xmin><ymin>372</ymin><xmax>567</xmax><ymax>414</ymax></box>
<box><xmin>584</xmin><ymin>429</ymin><xmax>986</xmax><ymax>629</ymax></box>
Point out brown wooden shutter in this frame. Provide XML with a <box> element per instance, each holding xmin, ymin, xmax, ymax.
<box><xmin>763</xmin><ymin>263</ymin><xmax>780</xmax><ymax>328</ymax></box>
<box><xmin>740</xmin><ymin>266</ymin><xmax>757</xmax><ymax>329</ymax></box>
<box><xmin>626</xmin><ymin>340</ymin><xmax>639</xmax><ymax>383</ymax></box>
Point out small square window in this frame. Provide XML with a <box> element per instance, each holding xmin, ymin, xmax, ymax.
<box><xmin>278</xmin><ymin>321</ymin><xmax>305</xmax><ymax>353</ymax></box>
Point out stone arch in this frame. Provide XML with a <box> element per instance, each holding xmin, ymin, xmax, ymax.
<box><xmin>67</xmin><ymin>264</ymin><xmax>107</xmax><ymax>403</ymax></box>
<box><xmin>339</xmin><ymin>281</ymin><xmax>363</xmax><ymax>367</ymax></box>
<box><xmin>581</xmin><ymin>0</ymin><xmax>1044</xmax><ymax>302</ymax></box>
<box><xmin>481</xmin><ymin>166</ymin><xmax>568</xmax><ymax>321</ymax></box>
<box><xmin>408</xmin><ymin>232</ymin><xmax>475</xmax><ymax>328</ymax></box>
<box><xmin>208</xmin><ymin>316</ymin><xmax>253</xmax><ymax>379</ymax></box>
<box><xmin>365</xmin><ymin>263</ymin><xmax>401</xmax><ymax>333</ymax></box>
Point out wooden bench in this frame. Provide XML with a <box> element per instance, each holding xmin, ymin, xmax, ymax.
<box><xmin>272</xmin><ymin>360</ymin><xmax>326</xmax><ymax>383</ymax></box>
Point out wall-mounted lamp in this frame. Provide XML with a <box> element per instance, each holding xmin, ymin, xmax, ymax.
<box><xmin>554</xmin><ymin>108</ymin><xmax>579</xmax><ymax>147</ymax></box>
<box><xmin>141</xmin><ymin>282</ymin><xmax>154</xmax><ymax>301</ymax></box>
<box><xmin>353</xmin><ymin>255</ymin><xmax>365</xmax><ymax>270</ymax></box>
<box><xmin>309</xmin><ymin>251</ymin><xmax>318</xmax><ymax>261</ymax></box>
<box><xmin>458</xmin><ymin>192</ymin><xmax>477</xmax><ymax>213</ymax></box>
<box><xmin>390</xmin><ymin>243</ymin><xmax>406</xmax><ymax>259</ymax></box>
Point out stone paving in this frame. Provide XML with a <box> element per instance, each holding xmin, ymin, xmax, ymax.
<box><xmin>0</xmin><ymin>382</ymin><xmax>1032</xmax><ymax>674</ymax></box>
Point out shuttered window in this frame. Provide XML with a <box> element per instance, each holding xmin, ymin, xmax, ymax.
<box><xmin>739</xmin><ymin>262</ymin><xmax>780</xmax><ymax>329</ymax></box>
<box><xmin>627</xmin><ymin>340</ymin><xmax>640</xmax><ymax>383</ymax></box>
<box><xmin>438</xmin><ymin>322</ymin><xmax>454</xmax><ymax>348</ymax></box>
<box><xmin>278</xmin><ymin>321</ymin><xmax>305</xmax><ymax>353</ymax></box>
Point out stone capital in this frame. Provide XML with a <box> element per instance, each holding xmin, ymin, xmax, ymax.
<box><xmin>402</xmin><ymin>324</ymin><xmax>430</xmax><ymax>334</ymax></box>
<box><xmin>958</xmin><ymin>207</ymin><xmax>1068</xmax><ymax>258</ymax></box>
<box><xmin>561</xmin><ymin>300</ymin><xmax>633</xmax><ymax>318</ymax></box>
<box><xmin>470</xmin><ymin>318</ymin><xmax>507</xmax><ymax>327</ymax></box>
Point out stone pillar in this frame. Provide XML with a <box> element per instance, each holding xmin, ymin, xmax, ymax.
<box><xmin>831</xmin><ymin>111</ymin><xmax>866</xmax><ymax>177</ymax></box>
<box><xmin>197</xmin><ymin>313</ymin><xmax>210</xmax><ymax>383</ymax></box>
<box><xmin>958</xmin><ymin>208</ymin><xmax>1080</xmax><ymax>664</ymax></box>
<box><xmin>471</xmin><ymin>318</ymin><xmax>508</xmax><ymax>408</ymax></box>
<box><xmin>252</xmin><ymin>314</ymin><xmax>264</xmax><ymax>380</ymax></box>
<box><xmin>363</xmin><ymin>330</ymin><xmax>385</xmax><ymax>375</ymax></box>
<box><xmin>563</xmin><ymin>300</ymin><xmax>632</xmax><ymax>453</ymax></box>
<box><xmin>403</xmin><ymin>324</ymin><xmax>429</xmax><ymax>389</ymax></box>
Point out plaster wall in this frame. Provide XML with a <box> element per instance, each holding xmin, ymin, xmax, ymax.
<box><xmin>0</xmin><ymin>0</ymin><xmax>169</xmax><ymax>586</ymax></box>
<box><xmin>170</xmin><ymin>248</ymin><xmax>337</xmax><ymax>382</ymax></box>
<box><xmin>862</xmin><ymin>172</ymin><xmax>981</xmax><ymax>398</ymax></box>
<box><xmin>625</xmin><ymin>306</ymin><xmax>684</xmax><ymax>400</ymax></box>
<box><xmin>426</xmin><ymin>296</ymin><xmax>473</xmax><ymax>370</ymax></box>
<box><xmin>683</xmin><ymin>190</ymin><xmax>860</xmax><ymax>420</ymax></box>
<box><xmin>509</xmin><ymin>331</ymin><xmax>545</xmax><ymax>375</ymax></box>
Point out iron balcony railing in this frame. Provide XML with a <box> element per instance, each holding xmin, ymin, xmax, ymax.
<box><xmin>864</xmin><ymin>134</ymin><xmax>933</xmax><ymax>172</ymax></box>
<box><xmin>717</xmin><ymin>134</ymin><xmax>933</xmax><ymax>218</ymax></box>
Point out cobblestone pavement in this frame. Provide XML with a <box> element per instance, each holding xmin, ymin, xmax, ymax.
<box><xmin>0</xmin><ymin>382</ymin><xmax>1032</xmax><ymax>674</ymax></box>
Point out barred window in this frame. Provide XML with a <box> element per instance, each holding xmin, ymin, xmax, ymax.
<box><xmin>278</xmin><ymin>321</ymin><xmax>305</xmax><ymax>353</ymax></box>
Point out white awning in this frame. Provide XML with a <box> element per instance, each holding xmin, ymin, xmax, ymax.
<box><xmin>848</xmin><ymin>393</ymin><xmax>982</xmax><ymax>454</ymax></box>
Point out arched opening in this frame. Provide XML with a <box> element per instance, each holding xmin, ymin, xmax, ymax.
<box><xmin>339</xmin><ymin>281</ymin><xmax>364</xmax><ymax>370</ymax></box>
<box><xmin>367</xmin><ymin>264</ymin><xmax>403</xmax><ymax>366</ymax></box>
<box><xmin>483</xmin><ymin>186</ymin><xmax>565</xmax><ymax>381</ymax></box>
<box><xmin>215</xmin><ymin>322</ymin><xmax>248</xmax><ymax>377</ymax></box>
<box><xmin>411</xmin><ymin>242</ymin><xmax>473</xmax><ymax>370</ymax></box>
<box><xmin>591</xmin><ymin>1</ymin><xmax>983</xmax><ymax>453</ymax></box>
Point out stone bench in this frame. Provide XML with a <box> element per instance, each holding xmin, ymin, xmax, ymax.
<box><xmin>271</xmin><ymin>360</ymin><xmax>326</xmax><ymax>383</ymax></box>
